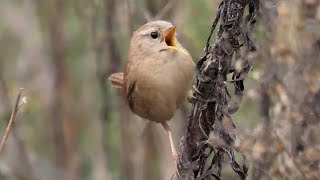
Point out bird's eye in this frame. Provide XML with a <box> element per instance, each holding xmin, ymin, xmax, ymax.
<box><xmin>150</xmin><ymin>31</ymin><xmax>159</xmax><ymax>39</ymax></box>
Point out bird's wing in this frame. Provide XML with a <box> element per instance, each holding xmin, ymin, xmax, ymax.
<box><xmin>108</xmin><ymin>72</ymin><xmax>124</xmax><ymax>88</ymax></box>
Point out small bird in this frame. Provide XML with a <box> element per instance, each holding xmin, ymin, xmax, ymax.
<box><xmin>108</xmin><ymin>21</ymin><xmax>195</xmax><ymax>165</ymax></box>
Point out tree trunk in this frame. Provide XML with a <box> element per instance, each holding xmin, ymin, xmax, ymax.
<box><xmin>48</xmin><ymin>0</ymin><xmax>79</xmax><ymax>179</ymax></box>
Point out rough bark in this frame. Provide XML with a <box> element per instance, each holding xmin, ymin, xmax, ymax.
<box><xmin>177</xmin><ymin>0</ymin><xmax>259</xmax><ymax>179</ymax></box>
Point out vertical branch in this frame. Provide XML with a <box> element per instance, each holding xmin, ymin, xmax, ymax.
<box><xmin>125</xmin><ymin>0</ymin><xmax>134</xmax><ymax>35</ymax></box>
<box><xmin>48</xmin><ymin>0</ymin><xmax>67</xmax><ymax>173</ymax></box>
<box><xmin>178</xmin><ymin>0</ymin><xmax>259</xmax><ymax>179</ymax></box>
<box><xmin>90</xmin><ymin>1</ymin><xmax>112</xmax><ymax>179</ymax></box>
<box><xmin>104</xmin><ymin>0</ymin><xmax>133</xmax><ymax>179</ymax></box>
<box><xmin>47</xmin><ymin>0</ymin><xmax>78</xmax><ymax>179</ymax></box>
<box><xmin>105</xmin><ymin>0</ymin><xmax>121</xmax><ymax>69</ymax></box>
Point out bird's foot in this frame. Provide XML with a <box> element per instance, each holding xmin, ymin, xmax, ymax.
<box><xmin>192</xmin><ymin>84</ymin><xmax>203</xmax><ymax>95</ymax></box>
<box><xmin>187</xmin><ymin>85</ymin><xmax>202</xmax><ymax>103</ymax></box>
<box><xmin>187</xmin><ymin>90</ymin><xmax>195</xmax><ymax>103</ymax></box>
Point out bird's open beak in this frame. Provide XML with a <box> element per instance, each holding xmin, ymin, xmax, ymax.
<box><xmin>164</xmin><ymin>26</ymin><xmax>177</xmax><ymax>48</ymax></box>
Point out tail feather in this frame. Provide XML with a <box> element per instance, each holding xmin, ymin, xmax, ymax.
<box><xmin>108</xmin><ymin>72</ymin><xmax>124</xmax><ymax>88</ymax></box>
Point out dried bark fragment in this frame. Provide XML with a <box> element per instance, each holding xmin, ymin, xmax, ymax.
<box><xmin>177</xmin><ymin>0</ymin><xmax>259</xmax><ymax>179</ymax></box>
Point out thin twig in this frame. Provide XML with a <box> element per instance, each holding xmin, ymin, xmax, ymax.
<box><xmin>143</xmin><ymin>0</ymin><xmax>177</xmax><ymax>22</ymax></box>
<box><xmin>0</xmin><ymin>88</ymin><xmax>25</xmax><ymax>155</ymax></box>
<box><xmin>154</xmin><ymin>0</ymin><xmax>177</xmax><ymax>20</ymax></box>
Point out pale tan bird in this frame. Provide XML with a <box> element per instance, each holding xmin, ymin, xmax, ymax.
<box><xmin>108</xmin><ymin>21</ymin><xmax>195</xmax><ymax>164</ymax></box>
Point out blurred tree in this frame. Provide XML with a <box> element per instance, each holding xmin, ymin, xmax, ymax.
<box><xmin>47</xmin><ymin>0</ymin><xmax>79</xmax><ymax>179</ymax></box>
<box><xmin>240</xmin><ymin>0</ymin><xmax>320</xmax><ymax>179</ymax></box>
<box><xmin>0</xmin><ymin>0</ymin><xmax>319</xmax><ymax>180</ymax></box>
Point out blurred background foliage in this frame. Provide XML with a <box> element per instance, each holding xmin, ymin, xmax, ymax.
<box><xmin>0</xmin><ymin>0</ymin><xmax>319</xmax><ymax>180</ymax></box>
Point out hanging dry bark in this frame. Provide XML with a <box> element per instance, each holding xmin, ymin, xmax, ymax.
<box><xmin>177</xmin><ymin>0</ymin><xmax>259</xmax><ymax>179</ymax></box>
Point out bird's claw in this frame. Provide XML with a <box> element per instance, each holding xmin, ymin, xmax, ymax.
<box><xmin>193</xmin><ymin>85</ymin><xmax>202</xmax><ymax>94</ymax></box>
<box><xmin>187</xmin><ymin>90</ymin><xmax>195</xmax><ymax>103</ymax></box>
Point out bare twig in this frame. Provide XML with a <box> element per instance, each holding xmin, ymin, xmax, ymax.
<box><xmin>143</xmin><ymin>0</ymin><xmax>178</xmax><ymax>22</ymax></box>
<box><xmin>0</xmin><ymin>88</ymin><xmax>26</xmax><ymax>155</ymax></box>
<box><xmin>154</xmin><ymin>0</ymin><xmax>177</xmax><ymax>20</ymax></box>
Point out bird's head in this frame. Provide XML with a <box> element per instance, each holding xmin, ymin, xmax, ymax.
<box><xmin>129</xmin><ymin>21</ymin><xmax>189</xmax><ymax>57</ymax></box>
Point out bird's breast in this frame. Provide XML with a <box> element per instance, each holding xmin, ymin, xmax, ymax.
<box><xmin>125</xmin><ymin>54</ymin><xmax>195</xmax><ymax>123</ymax></box>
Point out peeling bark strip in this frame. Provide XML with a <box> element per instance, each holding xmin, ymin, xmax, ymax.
<box><xmin>177</xmin><ymin>0</ymin><xmax>259</xmax><ymax>179</ymax></box>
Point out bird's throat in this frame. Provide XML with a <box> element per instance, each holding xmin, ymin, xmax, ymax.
<box><xmin>165</xmin><ymin>33</ymin><xmax>176</xmax><ymax>48</ymax></box>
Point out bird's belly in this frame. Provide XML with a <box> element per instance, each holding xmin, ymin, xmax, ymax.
<box><xmin>132</xmin><ymin>88</ymin><xmax>176</xmax><ymax>123</ymax></box>
<box><xmin>131</xmin><ymin>73</ymin><xmax>190</xmax><ymax>122</ymax></box>
<box><xmin>127</xmin><ymin>56</ymin><xmax>194</xmax><ymax>122</ymax></box>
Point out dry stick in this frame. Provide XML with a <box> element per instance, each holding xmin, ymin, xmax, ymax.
<box><xmin>143</xmin><ymin>0</ymin><xmax>177</xmax><ymax>22</ymax></box>
<box><xmin>154</xmin><ymin>0</ymin><xmax>177</xmax><ymax>20</ymax></box>
<box><xmin>0</xmin><ymin>88</ymin><xmax>25</xmax><ymax>155</ymax></box>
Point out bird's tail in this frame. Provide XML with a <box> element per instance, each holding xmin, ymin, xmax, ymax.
<box><xmin>108</xmin><ymin>72</ymin><xmax>124</xmax><ymax>88</ymax></box>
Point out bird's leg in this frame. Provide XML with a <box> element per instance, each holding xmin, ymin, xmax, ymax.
<box><xmin>161</xmin><ymin>122</ymin><xmax>180</xmax><ymax>177</ymax></box>
<box><xmin>161</xmin><ymin>122</ymin><xmax>178</xmax><ymax>160</ymax></box>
